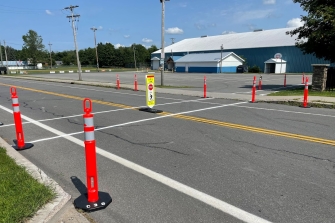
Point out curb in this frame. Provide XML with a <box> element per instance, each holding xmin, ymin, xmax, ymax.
<box><xmin>0</xmin><ymin>137</ymin><xmax>74</xmax><ymax>223</ymax></box>
<box><xmin>1</xmin><ymin>75</ymin><xmax>335</xmax><ymax>108</ymax></box>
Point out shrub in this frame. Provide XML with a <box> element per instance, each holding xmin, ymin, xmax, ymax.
<box><xmin>248</xmin><ymin>65</ymin><xmax>261</xmax><ymax>73</ymax></box>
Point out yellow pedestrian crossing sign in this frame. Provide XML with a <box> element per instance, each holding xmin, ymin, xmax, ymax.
<box><xmin>146</xmin><ymin>74</ymin><xmax>155</xmax><ymax>108</ymax></box>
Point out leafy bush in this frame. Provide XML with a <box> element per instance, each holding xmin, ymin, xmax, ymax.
<box><xmin>248</xmin><ymin>65</ymin><xmax>261</xmax><ymax>73</ymax></box>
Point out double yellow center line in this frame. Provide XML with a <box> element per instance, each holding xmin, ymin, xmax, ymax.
<box><xmin>1</xmin><ymin>83</ymin><xmax>334</xmax><ymax>146</ymax></box>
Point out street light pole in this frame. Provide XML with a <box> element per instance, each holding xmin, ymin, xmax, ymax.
<box><xmin>90</xmin><ymin>27</ymin><xmax>99</xmax><ymax>72</ymax></box>
<box><xmin>220</xmin><ymin>44</ymin><xmax>224</xmax><ymax>73</ymax></box>
<box><xmin>160</xmin><ymin>0</ymin><xmax>169</xmax><ymax>86</ymax></box>
<box><xmin>48</xmin><ymin>42</ymin><xmax>52</xmax><ymax>69</ymax></box>
<box><xmin>133</xmin><ymin>45</ymin><xmax>137</xmax><ymax>71</ymax></box>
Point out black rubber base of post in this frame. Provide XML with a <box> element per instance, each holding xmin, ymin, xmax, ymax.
<box><xmin>74</xmin><ymin>191</ymin><xmax>112</xmax><ymax>212</ymax></box>
<box><xmin>0</xmin><ymin>122</ymin><xmax>3</xmax><ymax>126</ymax></box>
<box><xmin>139</xmin><ymin>107</ymin><xmax>163</xmax><ymax>113</ymax></box>
<box><xmin>299</xmin><ymin>105</ymin><xmax>311</xmax><ymax>108</ymax></box>
<box><xmin>249</xmin><ymin>101</ymin><xmax>258</xmax><ymax>103</ymax></box>
<box><xmin>13</xmin><ymin>143</ymin><xmax>34</xmax><ymax>151</ymax></box>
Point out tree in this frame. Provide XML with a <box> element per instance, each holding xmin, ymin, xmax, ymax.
<box><xmin>22</xmin><ymin>30</ymin><xmax>45</xmax><ymax>65</ymax></box>
<box><xmin>286</xmin><ymin>0</ymin><xmax>335</xmax><ymax>63</ymax></box>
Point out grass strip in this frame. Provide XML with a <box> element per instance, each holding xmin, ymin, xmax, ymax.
<box><xmin>0</xmin><ymin>147</ymin><xmax>55</xmax><ymax>223</ymax></box>
<box><xmin>268</xmin><ymin>86</ymin><xmax>335</xmax><ymax>97</ymax></box>
<box><xmin>156</xmin><ymin>85</ymin><xmax>197</xmax><ymax>88</ymax></box>
<box><xmin>7</xmin><ymin>67</ymin><xmax>145</xmax><ymax>75</ymax></box>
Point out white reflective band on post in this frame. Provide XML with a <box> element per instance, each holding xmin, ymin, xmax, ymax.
<box><xmin>84</xmin><ymin>117</ymin><xmax>94</xmax><ymax>126</ymax></box>
<box><xmin>13</xmin><ymin>106</ymin><xmax>20</xmax><ymax>112</ymax></box>
<box><xmin>85</xmin><ymin>131</ymin><xmax>95</xmax><ymax>141</ymax></box>
<box><xmin>12</xmin><ymin>98</ymin><xmax>19</xmax><ymax>104</ymax></box>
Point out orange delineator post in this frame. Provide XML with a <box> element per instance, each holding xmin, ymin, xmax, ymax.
<box><xmin>203</xmin><ymin>75</ymin><xmax>207</xmax><ymax>98</ymax></box>
<box><xmin>74</xmin><ymin>98</ymin><xmax>112</xmax><ymax>211</ymax></box>
<box><xmin>251</xmin><ymin>76</ymin><xmax>256</xmax><ymax>103</ymax></box>
<box><xmin>302</xmin><ymin>73</ymin><xmax>305</xmax><ymax>84</ymax></box>
<box><xmin>303</xmin><ymin>77</ymin><xmax>309</xmax><ymax>108</ymax></box>
<box><xmin>10</xmin><ymin>87</ymin><xmax>33</xmax><ymax>150</ymax></box>
<box><xmin>134</xmin><ymin>74</ymin><xmax>138</xmax><ymax>91</ymax></box>
<box><xmin>117</xmin><ymin>74</ymin><xmax>120</xmax><ymax>89</ymax></box>
<box><xmin>258</xmin><ymin>76</ymin><xmax>262</xmax><ymax>90</ymax></box>
<box><xmin>284</xmin><ymin>73</ymin><xmax>287</xmax><ymax>87</ymax></box>
<box><xmin>83</xmin><ymin>99</ymin><xmax>99</xmax><ymax>203</ymax></box>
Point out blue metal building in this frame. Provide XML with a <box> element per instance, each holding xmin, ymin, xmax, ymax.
<box><xmin>151</xmin><ymin>28</ymin><xmax>330</xmax><ymax>73</ymax></box>
<box><xmin>174</xmin><ymin>52</ymin><xmax>244</xmax><ymax>73</ymax></box>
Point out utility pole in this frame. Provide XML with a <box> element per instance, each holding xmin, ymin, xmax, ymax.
<box><xmin>0</xmin><ymin>41</ymin><xmax>3</xmax><ymax>66</ymax></box>
<box><xmin>133</xmin><ymin>45</ymin><xmax>137</xmax><ymax>71</ymax></box>
<box><xmin>4</xmin><ymin>41</ymin><xmax>8</xmax><ymax>74</ymax></box>
<box><xmin>90</xmin><ymin>27</ymin><xmax>99</xmax><ymax>72</ymax></box>
<box><xmin>48</xmin><ymin>42</ymin><xmax>52</xmax><ymax>69</ymax></box>
<box><xmin>220</xmin><ymin>44</ymin><xmax>224</xmax><ymax>73</ymax></box>
<box><xmin>160</xmin><ymin>0</ymin><xmax>170</xmax><ymax>86</ymax></box>
<box><xmin>65</xmin><ymin>5</ymin><xmax>82</xmax><ymax>81</ymax></box>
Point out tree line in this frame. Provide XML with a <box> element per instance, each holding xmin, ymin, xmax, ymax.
<box><xmin>1</xmin><ymin>30</ymin><xmax>158</xmax><ymax>68</ymax></box>
<box><xmin>2</xmin><ymin>1</ymin><xmax>335</xmax><ymax>70</ymax></box>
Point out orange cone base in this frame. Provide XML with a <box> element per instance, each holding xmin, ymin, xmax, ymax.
<box><xmin>139</xmin><ymin>107</ymin><xmax>163</xmax><ymax>113</ymax></box>
<box><xmin>13</xmin><ymin>142</ymin><xmax>34</xmax><ymax>151</ymax></box>
<box><xmin>299</xmin><ymin>105</ymin><xmax>311</xmax><ymax>108</ymax></box>
<box><xmin>74</xmin><ymin>191</ymin><xmax>112</xmax><ymax>212</ymax></box>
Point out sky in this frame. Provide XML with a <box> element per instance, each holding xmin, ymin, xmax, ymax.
<box><xmin>0</xmin><ymin>0</ymin><xmax>306</xmax><ymax>52</ymax></box>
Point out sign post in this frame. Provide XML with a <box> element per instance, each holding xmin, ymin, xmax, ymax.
<box><xmin>139</xmin><ymin>73</ymin><xmax>162</xmax><ymax>113</ymax></box>
<box><xmin>274</xmin><ymin>53</ymin><xmax>283</xmax><ymax>74</ymax></box>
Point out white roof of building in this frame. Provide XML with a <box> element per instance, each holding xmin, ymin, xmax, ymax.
<box><xmin>154</xmin><ymin>28</ymin><xmax>297</xmax><ymax>54</ymax></box>
<box><xmin>175</xmin><ymin>52</ymin><xmax>244</xmax><ymax>63</ymax></box>
<box><xmin>265</xmin><ymin>58</ymin><xmax>287</xmax><ymax>63</ymax></box>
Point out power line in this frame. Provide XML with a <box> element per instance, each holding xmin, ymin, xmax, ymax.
<box><xmin>64</xmin><ymin>5</ymin><xmax>82</xmax><ymax>81</ymax></box>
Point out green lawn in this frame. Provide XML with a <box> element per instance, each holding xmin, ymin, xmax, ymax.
<box><xmin>268</xmin><ymin>86</ymin><xmax>335</xmax><ymax>97</ymax></box>
<box><xmin>0</xmin><ymin>147</ymin><xmax>55</xmax><ymax>223</ymax></box>
<box><xmin>155</xmin><ymin>85</ymin><xmax>196</xmax><ymax>88</ymax></box>
<box><xmin>7</xmin><ymin>67</ymin><xmax>145</xmax><ymax>75</ymax></box>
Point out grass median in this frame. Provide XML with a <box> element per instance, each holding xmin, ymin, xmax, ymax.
<box><xmin>7</xmin><ymin>67</ymin><xmax>147</xmax><ymax>75</ymax></box>
<box><xmin>268</xmin><ymin>86</ymin><xmax>335</xmax><ymax>97</ymax></box>
<box><xmin>0</xmin><ymin>147</ymin><xmax>55</xmax><ymax>223</ymax></box>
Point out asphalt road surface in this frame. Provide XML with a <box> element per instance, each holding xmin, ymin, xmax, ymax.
<box><xmin>0</xmin><ymin>76</ymin><xmax>334</xmax><ymax>223</ymax></box>
<box><xmin>28</xmin><ymin>72</ymin><xmax>311</xmax><ymax>95</ymax></box>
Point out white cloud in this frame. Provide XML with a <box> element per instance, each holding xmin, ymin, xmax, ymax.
<box><xmin>165</xmin><ymin>27</ymin><xmax>184</xmax><ymax>34</ymax></box>
<box><xmin>141</xmin><ymin>44</ymin><xmax>151</xmax><ymax>49</ymax></box>
<box><xmin>222</xmin><ymin>31</ymin><xmax>236</xmax><ymax>35</ymax></box>
<box><xmin>234</xmin><ymin>9</ymin><xmax>274</xmax><ymax>22</ymax></box>
<box><xmin>124</xmin><ymin>35</ymin><xmax>130</xmax><ymax>38</ymax></box>
<box><xmin>45</xmin><ymin>10</ymin><xmax>53</xmax><ymax>15</ymax></box>
<box><xmin>179</xmin><ymin>2</ymin><xmax>187</xmax><ymax>7</ymax></box>
<box><xmin>142</xmin><ymin>38</ymin><xmax>153</xmax><ymax>43</ymax></box>
<box><xmin>263</xmin><ymin>0</ymin><xmax>276</xmax><ymax>4</ymax></box>
<box><xmin>98</xmin><ymin>26</ymin><xmax>103</xmax><ymax>30</ymax></box>
<box><xmin>287</xmin><ymin>18</ymin><xmax>304</xmax><ymax>28</ymax></box>
<box><xmin>115</xmin><ymin>43</ymin><xmax>125</xmax><ymax>49</ymax></box>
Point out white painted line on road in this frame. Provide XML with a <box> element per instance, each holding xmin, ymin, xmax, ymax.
<box><xmin>234</xmin><ymin>105</ymin><xmax>335</xmax><ymax>118</ymax></box>
<box><xmin>6</xmin><ymin>79</ymin><xmax>188</xmax><ymax>101</ymax></box>
<box><xmin>0</xmin><ymin>97</ymin><xmax>216</xmax><ymax>128</ymax></box>
<box><xmin>25</xmin><ymin>101</ymin><xmax>248</xmax><ymax>143</ymax></box>
<box><xmin>0</xmin><ymin>102</ymin><xmax>271</xmax><ymax>223</ymax></box>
